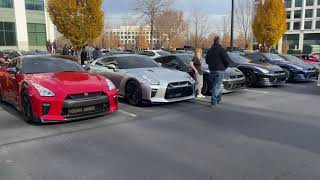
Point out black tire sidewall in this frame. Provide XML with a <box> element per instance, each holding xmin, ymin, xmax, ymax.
<box><xmin>244</xmin><ymin>70</ymin><xmax>257</xmax><ymax>87</ymax></box>
<box><xmin>125</xmin><ymin>81</ymin><xmax>142</xmax><ymax>106</ymax></box>
<box><xmin>22</xmin><ymin>92</ymin><xmax>35</xmax><ymax>124</ymax></box>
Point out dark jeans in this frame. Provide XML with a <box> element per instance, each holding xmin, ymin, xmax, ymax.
<box><xmin>210</xmin><ymin>71</ymin><xmax>225</xmax><ymax>105</ymax></box>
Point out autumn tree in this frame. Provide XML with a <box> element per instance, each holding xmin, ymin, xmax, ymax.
<box><xmin>155</xmin><ymin>9</ymin><xmax>187</xmax><ymax>49</ymax></box>
<box><xmin>134</xmin><ymin>0</ymin><xmax>173</xmax><ymax>49</ymax></box>
<box><xmin>47</xmin><ymin>0</ymin><xmax>104</xmax><ymax>48</ymax></box>
<box><xmin>136</xmin><ymin>28</ymin><xmax>149</xmax><ymax>49</ymax></box>
<box><xmin>252</xmin><ymin>0</ymin><xmax>286</xmax><ymax>52</ymax></box>
<box><xmin>235</xmin><ymin>0</ymin><xmax>254</xmax><ymax>47</ymax></box>
<box><xmin>204</xmin><ymin>32</ymin><xmax>218</xmax><ymax>48</ymax></box>
<box><xmin>189</xmin><ymin>8</ymin><xmax>209</xmax><ymax>48</ymax></box>
<box><xmin>220</xmin><ymin>15</ymin><xmax>231</xmax><ymax>48</ymax></box>
<box><xmin>235</xmin><ymin>33</ymin><xmax>246</xmax><ymax>48</ymax></box>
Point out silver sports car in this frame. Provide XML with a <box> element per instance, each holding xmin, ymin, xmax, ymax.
<box><xmin>89</xmin><ymin>54</ymin><xmax>196</xmax><ymax>105</ymax></box>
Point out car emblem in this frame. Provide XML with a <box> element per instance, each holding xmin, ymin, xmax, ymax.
<box><xmin>84</xmin><ymin>93</ymin><xmax>89</xmax><ymax>97</ymax></box>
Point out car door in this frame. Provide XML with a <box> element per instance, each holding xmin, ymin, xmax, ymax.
<box><xmin>103</xmin><ymin>58</ymin><xmax>126</xmax><ymax>88</ymax></box>
<box><xmin>4</xmin><ymin>60</ymin><xmax>19</xmax><ymax>104</ymax></box>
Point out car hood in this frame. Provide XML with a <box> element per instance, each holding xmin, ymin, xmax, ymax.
<box><xmin>240</xmin><ymin>63</ymin><xmax>283</xmax><ymax>73</ymax></box>
<box><xmin>126</xmin><ymin>67</ymin><xmax>191</xmax><ymax>83</ymax></box>
<box><xmin>202</xmin><ymin>66</ymin><xmax>243</xmax><ymax>77</ymax></box>
<box><xmin>25</xmin><ymin>72</ymin><xmax>106</xmax><ymax>94</ymax></box>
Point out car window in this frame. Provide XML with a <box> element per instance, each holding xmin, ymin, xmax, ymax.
<box><xmin>176</xmin><ymin>55</ymin><xmax>194</xmax><ymax>65</ymax></box>
<box><xmin>228</xmin><ymin>53</ymin><xmax>250</xmax><ymax>64</ymax></box>
<box><xmin>263</xmin><ymin>53</ymin><xmax>285</xmax><ymax>61</ymax></box>
<box><xmin>115</xmin><ymin>56</ymin><xmax>159</xmax><ymax>69</ymax></box>
<box><xmin>161</xmin><ymin>56</ymin><xmax>180</xmax><ymax>69</ymax></box>
<box><xmin>156</xmin><ymin>51</ymin><xmax>171</xmax><ymax>56</ymax></box>
<box><xmin>95</xmin><ymin>57</ymin><xmax>116</xmax><ymax>67</ymax></box>
<box><xmin>22</xmin><ymin>57</ymin><xmax>85</xmax><ymax>74</ymax></box>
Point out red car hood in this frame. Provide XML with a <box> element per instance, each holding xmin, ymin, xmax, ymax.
<box><xmin>24</xmin><ymin>72</ymin><xmax>106</xmax><ymax>95</ymax></box>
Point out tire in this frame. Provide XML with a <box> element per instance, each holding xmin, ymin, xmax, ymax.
<box><xmin>125</xmin><ymin>80</ymin><xmax>143</xmax><ymax>106</ymax></box>
<box><xmin>21</xmin><ymin>91</ymin><xmax>37</xmax><ymax>124</ymax></box>
<box><xmin>243</xmin><ymin>70</ymin><xmax>257</xmax><ymax>87</ymax></box>
<box><xmin>283</xmin><ymin>69</ymin><xmax>291</xmax><ymax>82</ymax></box>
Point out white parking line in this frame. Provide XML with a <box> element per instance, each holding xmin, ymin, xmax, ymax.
<box><xmin>118</xmin><ymin>110</ymin><xmax>137</xmax><ymax>117</ymax></box>
<box><xmin>243</xmin><ymin>89</ymin><xmax>270</xmax><ymax>94</ymax></box>
<box><xmin>284</xmin><ymin>84</ymin><xmax>309</xmax><ymax>88</ymax></box>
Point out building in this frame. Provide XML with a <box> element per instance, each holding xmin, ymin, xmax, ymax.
<box><xmin>254</xmin><ymin>0</ymin><xmax>320</xmax><ymax>53</ymax></box>
<box><xmin>0</xmin><ymin>0</ymin><xmax>55</xmax><ymax>51</ymax></box>
<box><xmin>106</xmin><ymin>26</ymin><xmax>158</xmax><ymax>48</ymax></box>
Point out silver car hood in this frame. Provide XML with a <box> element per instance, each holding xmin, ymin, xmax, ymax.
<box><xmin>126</xmin><ymin>67</ymin><xmax>191</xmax><ymax>83</ymax></box>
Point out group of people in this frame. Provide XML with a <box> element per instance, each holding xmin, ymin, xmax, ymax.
<box><xmin>61</xmin><ymin>45</ymin><xmax>103</xmax><ymax>65</ymax></box>
<box><xmin>190</xmin><ymin>36</ymin><xmax>230</xmax><ymax>107</ymax></box>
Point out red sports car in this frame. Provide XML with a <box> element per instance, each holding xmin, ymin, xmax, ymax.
<box><xmin>0</xmin><ymin>55</ymin><xmax>118</xmax><ymax>124</ymax></box>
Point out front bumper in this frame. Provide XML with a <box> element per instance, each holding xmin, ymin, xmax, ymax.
<box><xmin>222</xmin><ymin>77</ymin><xmax>246</xmax><ymax>93</ymax></box>
<box><xmin>256</xmin><ymin>73</ymin><xmax>287</xmax><ymax>86</ymax></box>
<box><xmin>141</xmin><ymin>81</ymin><xmax>195</xmax><ymax>103</ymax></box>
<box><xmin>30</xmin><ymin>90</ymin><xmax>118</xmax><ymax>123</ymax></box>
<box><xmin>291</xmin><ymin>71</ymin><xmax>317</xmax><ymax>81</ymax></box>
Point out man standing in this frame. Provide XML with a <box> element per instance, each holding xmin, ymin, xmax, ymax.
<box><xmin>205</xmin><ymin>36</ymin><xmax>230</xmax><ymax>107</ymax></box>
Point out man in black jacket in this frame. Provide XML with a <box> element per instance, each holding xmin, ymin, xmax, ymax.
<box><xmin>206</xmin><ymin>36</ymin><xmax>230</xmax><ymax>107</ymax></box>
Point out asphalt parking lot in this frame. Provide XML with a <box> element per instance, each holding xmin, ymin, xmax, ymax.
<box><xmin>0</xmin><ymin>81</ymin><xmax>320</xmax><ymax>180</ymax></box>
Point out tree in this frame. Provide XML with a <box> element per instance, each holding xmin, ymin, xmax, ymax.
<box><xmin>47</xmin><ymin>0</ymin><xmax>104</xmax><ymax>48</ymax></box>
<box><xmin>221</xmin><ymin>15</ymin><xmax>231</xmax><ymax>48</ymax></box>
<box><xmin>189</xmin><ymin>8</ymin><xmax>209</xmax><ymax>48</ymax></box>
<box><xmin>134</xmin><ymin>0</ymin><xmax>173</xmax><ymax>49</ymax></box>
<box><xmin>204</xmin><ymin>32</ymin><xmax>218</xmax><ymax>48</ymax></box>
<box><xmin>155</xmin><ymin>9</ymin><xmax>187</xmax><ymax>49</ymax></box>
<box><xmin>235</xmin><ymin>33</ymin><xmax>246</xmax><ymax>48</ymax></box>
<box><xmin>235</xmin><ymin>0</ymin><xmax>254</xmax><ymax>47</ymax></box>
<box><xmin>136</xmin><ymin>27</ymin><xmax>149</xmax><ymax>49</ymax></box>
<box><xmin>252</xmin><ymin>0</ymin><xmax>286</xmax><ymax>52</ymax></box>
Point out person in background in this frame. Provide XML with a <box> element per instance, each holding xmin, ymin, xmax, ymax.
<box><xmin>190</xmin><ymin>48</ymin><xmax>205</xmax><ymax>98</ymax></box>
<box><xmin>205</xmin><ymin>36</ymin><xmax>230</xmax><ymax>107</ymax></box>
<box><xmin>62</xmin><ymin>44</ymin><xmax>68</xmax><ymax>55</ymax></box>
<box><xmin>81</xmin><ymin>47</ymin><xmax>88</xmax><ymax>65</ymax></box>
<box><xmin>93</xmin><ymin>47</ymin><xmax>102</xmax><ymax>60</ymax></box>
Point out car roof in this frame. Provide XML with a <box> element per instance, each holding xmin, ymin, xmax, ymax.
<box><xmin>17</xmin><ymin>55</ymin><xmax>78</xmax><ymax>62</ymax></box>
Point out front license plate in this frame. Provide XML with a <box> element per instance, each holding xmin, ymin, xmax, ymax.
<box><xmin>83</xmin><ymin>106</ymin><xmax>95</xmax><ymax>112</ymax></box>
<box><xmin>69</xmin><ymin>106</ymin><xmax>95</xmax><ymax>115</ymax></box>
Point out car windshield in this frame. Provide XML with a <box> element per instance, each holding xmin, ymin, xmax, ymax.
<box><xmin>117</xmin><ymin>56</ymin><xmax>159</xmax><ymax>69</ymax></box>
<box><xmin>263</xmin><ymin>53</ymin><xmax>286</xmax><ymax>61</ymax></box>
<box><xmin>228</xmin><ymin>53</ymin><xmax>251</xmax><ymax>64</ymax></box>
<box><xmin>24</xmin><ymin>51</ymin><xmax>49</xmax><ymax>55</ymax></box>
<box><xmin>22</xmin><ymin>57</ymin><xmax>85</xmax><ymax>74</ymax></box>
<box><xmin>177</xmin><ymin>54</ymin><xmax>194</xmax><ymax>65</ymax></box>
<box><xmin>281</xmin><ymin>54</ymin><xmax>304</xmax><ymax>64</ymax></box>
<box><xmin>157</xmin><ymin>51</ymin><xmax>171</xmax><ymax>56</ymax></box>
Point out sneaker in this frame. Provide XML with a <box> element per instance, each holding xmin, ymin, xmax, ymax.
<box><xmin>197</xmin><ymin>94</ymin><xmax>206</xmax><ymax>98</ymax></box>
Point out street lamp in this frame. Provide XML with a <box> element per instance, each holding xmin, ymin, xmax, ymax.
<box><xmin>230</xmin><ymin>0</ymin><xmax>234</xmax><ymax>52</ymax></box>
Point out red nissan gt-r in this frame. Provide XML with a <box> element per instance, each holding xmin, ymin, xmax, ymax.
<box><xmin>0</xmin><ymin>55</ymin><xmax>118</xmax><ymax>124</ymax></box>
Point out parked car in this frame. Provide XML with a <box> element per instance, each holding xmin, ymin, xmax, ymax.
<box><xmin>280</xmin><ymin>54</ymin><xmax>320</xmax><ymax>78</ymax></box>
<box><xmin>293</xmin><ymin>54</ymin><xmax>320</xmax><ymax>74</ymax></box>
<box><xmin>89</xmin><ymin>54</ymin><xmax>195</xmax><ymax>106</ymax></box>
<box><xmin>23</xmin><ymin>50</ymin><xmax>49</xmax><ymax>56</ymax></box>
<box><xmin>244</xmin><ymin>53</ymin><xmax>317</xmax><ymax>82</ymax></box>
<box><xmin>228</xmin><ymin>52</ymin><xmax>286</xmax><ymax>87</ymax></box>
<box><xmin>139</xmin><ymin>50</ymin><xmax>171</xmax><ymax>59</ymax></box>
<box><xmin>154</xmin><ymin>54</ymin><xmax>246</xmax><ymax>95</ymax></box>
<box><xmin>0</xmin><ymin>55</ymin><xmax>118</xmax><ymax>124</ymax></box>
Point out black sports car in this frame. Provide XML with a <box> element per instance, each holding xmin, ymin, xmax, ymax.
<box><xmin>244</xmin><ymin>53</ymin><xmax>317</xmax><ymax>82</ymax></box>
<box><xmin>228</xmin><ymin>52</ymin><xmax>287</xmax><ymax>87</ymax></box>
<box><xmin>154</xmin><ymin>54</ymin><xmax>246</xmax><ymax>95</ymax></box>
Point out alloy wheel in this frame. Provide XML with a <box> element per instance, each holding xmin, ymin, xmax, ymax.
<box><xmin>126</xmin><ymin>81</ymin><xmax>142</xmax><ymax>106</ymax></box>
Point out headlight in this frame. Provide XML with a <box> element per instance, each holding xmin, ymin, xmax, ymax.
<box><xmin>142</xmin><ymin>75</ymin><xmax>160</xmax><ymax>85</ymax></box>
<box><xmin>31</xmin><ymin>83</ymin><xmax>55</xmax><ymax>97</ymax></box>
<box><xmin>105</xmin><ymin>79</ymin><xmax>116</xmax><ymax>90</ymax></box>
<box><xmin>290</xmin><ymin>65</ymin><xmax>303</xmax><ymax>71</ymax></box>
<box><xmin>255</xmin><ymin>67</ymin><xmax>270</xmax><ymax>74</ymax></box>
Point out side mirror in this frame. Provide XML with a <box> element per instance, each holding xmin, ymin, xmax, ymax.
<box><xmin>106</xmin><ymin>64</ymin><xmax>118</xmax><ymax>71</ymax></box>
<box><xmin>7</xmin><ymin>67</ymin><xmax>17</xmax><ymax>75</ymax></box>
<box><xmin>82</xmin><ymin>65</ymin><xmax>90</xmax><ymax>71</ymax></box>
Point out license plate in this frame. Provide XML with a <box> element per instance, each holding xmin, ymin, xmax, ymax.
<box><xmin>69</xmin><ymin>106</ymin><xmax>95</xmax><ymax>115</ymax></box>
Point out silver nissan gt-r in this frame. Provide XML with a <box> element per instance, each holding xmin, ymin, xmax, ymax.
<box><xmin>89</xmin><ymin>54</ymin><xmax>195</xmax><ymax>106</ymax></box>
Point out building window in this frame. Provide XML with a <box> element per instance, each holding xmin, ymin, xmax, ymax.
<box><xmin>0</xmin><ymin>21</ymin><xmax>16</xmax><ymax>46</ymax></box>
<box><xmin>285</xmin><ymin>0</ymin><xmax>292</xmax><ymax>8</ymax></box>
<box><xmin>294</xmin><ymin>10</ymin><xmax>301</xmax><ymax>19</ymax></box>
<box><xmin>316</xmin><ymin>21</ymin><xmax>320</xmax><ymax>29</ymax></box>
<box><xmin>0</xmin><ymin>0</ymin><xmax>13</xmax><ymax>8</ymax></box>
<box><xmin>293</xmin><ymin>22</ymin><xmax>301</xmax><ymax>30</ymax></box>
<box><xmin>287</xmin><ymin>22</ymin><xmax>290</xmax><ymax>30</ymax></box>
<box><xmin>27</xmin><ymin>23</ymin><xmax>47</xmax><ymax>46</ymax></box>
<box><xmin>295</xmin><ymin>0</ymin><xmax>303</xmax><ymax>7</ymax></box>
<box><xmin>306</xmin><ymin>0</ymin><xmax>314</xmax><ymax>6</ymax></box>
<box><xmin>304</xmin><ymin>21</ymin><xmax>312</xmax><ymax>29</ymax></box>
<box><xmin>317</xmin><ymin>9</ymin><xmax>320</xmax><ymax>17</ymax></box>
<box><xmin>305</xmin><ymin>9</ymin><xmax>314</xmax><ymax>18</ymax></box>
<box><xmin>286</xmin><ymin>11</ymin><xmax>291</xmax><ymax>19</ymax></box>
<box><xmin>25</xmin><ymin>0</ymin><xmax>44</xmax><ymax>11</ymax></box>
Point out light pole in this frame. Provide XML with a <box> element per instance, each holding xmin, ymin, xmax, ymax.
<box><xmin>230</xmin><ymin>0</ymin><xmax>235</xmax><ymax>52</ymax></box>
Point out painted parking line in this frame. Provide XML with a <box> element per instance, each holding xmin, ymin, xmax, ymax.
<box><xmin>284</xmin><ymin>84</ymin><xmax>310</xmax><ymax>88</ymax></box>
<box><xmin>243</xmin><ymin>89</ymin><xmax>270</xmax><ymax>94</ymax></box>
<box><xmin>118</xmin><ymin>110</ymin><xmax>137</xmax><ymax>117</ymax></box>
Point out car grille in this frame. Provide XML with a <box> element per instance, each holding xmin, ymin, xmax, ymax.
<box><xmin>165</xmin><ymin>81</ymin><xmax>193</xmax><ymax>99</ymax></box>
<box><xmin>62</xmin><ymin>92</ymin><xmax>109</xmax><ymax>118</ymax></box>
<box><xmin>230</xmin><ymin>75</ymin><xmax>244</xmax><ymax>79</ymax></box>
<box><xmin>270</xmin><ymin>76</ymin><xmax>287</xmax><ymax>83</ymax></box>
<box><xmin>66</xmin><ymin>91</ymin><xmax>103</xmax><ymax>100</ymax></box>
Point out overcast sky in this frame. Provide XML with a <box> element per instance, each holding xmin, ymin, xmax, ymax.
<box><xmin>102</xmin><ymin>0</ymin><xmax>232</xmax><ymax>31</ymax></box>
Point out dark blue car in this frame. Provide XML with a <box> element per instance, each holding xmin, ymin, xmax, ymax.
<box><xmin>244</xmin><ymin>53</ymin><xmax>317</xmax><ymax>82</ymax></box>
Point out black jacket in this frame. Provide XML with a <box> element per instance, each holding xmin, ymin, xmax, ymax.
<box><xmin>205</xmin><ymin>44</ymin><xmax>230</xmax><ymax>71</ymax></box>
